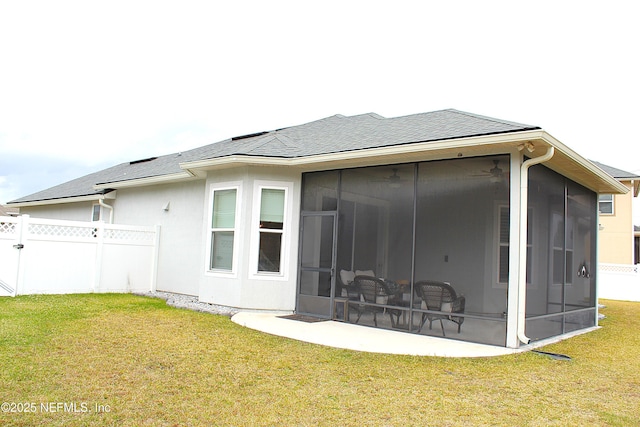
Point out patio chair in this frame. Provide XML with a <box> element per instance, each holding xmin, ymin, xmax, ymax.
<box><xmin>338</xmin><ymin>270</ymin><xmax>360</xmax><ymax>300</ymax></box>
<box><xmin>352</xmin><ymin>275</ymin><xmax>403</xmax><ymax>327</ymax></box>
<box><xmin>414</xmin><ymin>280</ymin><xmax>465</xmax><ymax>336</ymax></box>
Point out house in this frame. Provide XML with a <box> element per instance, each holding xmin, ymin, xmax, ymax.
<box><xmin>0</xmin><ymin>204</ymin><xmax>19</xmax><ymax>217</ymax></box>
<box><xmin>636</xmin><ymin>226</ymin><xmax>640</xmax><ymax>265</ymax></box>
<box><xmin>591</xmin><ymin>161</ymin><xmax>639</xmax><ymax>265</ymax></box>
<box><xmin>8</xmin><ymin>109</ymin><xmax>628</xmax><ymax>349</ymax></box>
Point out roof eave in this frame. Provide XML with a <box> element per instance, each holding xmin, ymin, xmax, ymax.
<box><xmin>180</xmin><ymin>130</ymin><xmax>546</xmax><ymax>171</ymax></box>
<box><xmin>179</xmin><ymin>130</ymin><xmax>627</xmax><ymax>194</ymax></box>
<box><xmin>93</xmin><ymin>171</ymin><xmax>197</xmax><ymax>191</ymax></box>
<box><xmin>8</xmin><ymin>191</ymin><xmax>117</xmax><ymax>208</ymax></box>
<box><xmin>538</xmin><ymin>132</ymin><xmax>629</xmax><ymax>195</ymax></box>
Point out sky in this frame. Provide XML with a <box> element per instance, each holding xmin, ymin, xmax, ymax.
<box><xmin>1</xmin><ymin>1</ymin><xmax>639</xmax><ymax>222</ymax></box>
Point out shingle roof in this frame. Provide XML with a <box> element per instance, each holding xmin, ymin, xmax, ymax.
<box><xmin>591</xmin><ymin>161</ymin><xmax>640</xmax><ymax>180</ymax></box>
<box><xmin>9</xmin><ymin>109</ymin><xmax>538</xmax><ymax>204</ymax></box>
<box><xmin>182</xmin><ymin>109</ymin><xmax>538</xmax><ymax>162</ymax></box>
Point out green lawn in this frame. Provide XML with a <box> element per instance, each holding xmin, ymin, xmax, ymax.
<box><xmin>0</xmin><ymin>294</ymin><xmax>638</xmax><ymax>427</ymax></box>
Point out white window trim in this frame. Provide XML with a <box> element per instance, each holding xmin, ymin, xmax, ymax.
<box><xmin>493</xmin><ymin>203</ymin><xmax>535</xmax><ymax>289</ymax></box>
<box><xmin>549</xmin><ymin>211</ymin><xmax>574</xmax><ymax>287</ymax></box>
<box><xmin>248</xmin><ymin>180</ymin><xmax>293</xmax><ymax>281</ymax></box>
<box><xmin>598</xmin><ymin>194</ymin><xmax>614</xmax><ymax>215</ymax></box>
<box><xmin>495</xmin><ymin>204</ymin><xmax>510</xmax><ymax>288</ymax></box>
<box><xmin>205</xmin><ymin>182</ymin><xmax>242</xmax><ymax>278</ymax></box>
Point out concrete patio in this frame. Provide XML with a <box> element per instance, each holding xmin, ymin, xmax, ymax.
<box><xmin>230</xmin><ymin>311</ymin><xmax>576</xmax><ymax>358</ymax></box>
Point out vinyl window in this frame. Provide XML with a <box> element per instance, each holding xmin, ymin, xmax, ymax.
<box><xmin>209</xmin><ymin>187</ymin><xmax>238</xmax><ymax>271</ymax></box>
<box><xmin>257</xmin><ymin>188</ymin><xmax>286</xmax><ymax>273</ymax></box>
<box><xmin>598</xmin><ymin>194</ymin><xmax>614</xmax><ymax>215</ymax></box>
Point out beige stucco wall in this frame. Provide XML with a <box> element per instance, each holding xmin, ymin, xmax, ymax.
<box><xmin>599</xmin><ymin>180</ymin><xmax>635</xmax><ymax>264</ymax></box>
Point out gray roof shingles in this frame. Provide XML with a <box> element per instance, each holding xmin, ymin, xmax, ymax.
<box><xmin>10</xmin><ymin>109</ymin><xmax>539</xmax><ymax>204</ymax></box>
<box><xmin>591</xmin><ymin>161</ymin><xmax>640</xmax><ymax>180</ymax></box>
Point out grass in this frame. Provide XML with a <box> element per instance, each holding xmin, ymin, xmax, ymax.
<box><xmin>0</xmin><ymin>294</ymin><xmax>638</xmax><ymax>427</ymax></box>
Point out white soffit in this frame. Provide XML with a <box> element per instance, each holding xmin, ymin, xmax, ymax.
<box><xmin>179</xmin><ymin>130</ymin><xmax>627</xmax><ymax>195</ymax></box>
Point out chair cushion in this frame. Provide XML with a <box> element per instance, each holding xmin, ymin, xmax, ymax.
<box><xmin>375</xmin><ymin>296</ymin><xmax>388</xmax><ymax>305</ymax></box>
<box><xmin>340</xmin><ymin>270</ymin><xmax>356</xmax><ymax>285</ymax></box>
<box><xmin>421</xmin><ymin>301</ymin><xmax>452</xmax><ymax>312</ymax></box>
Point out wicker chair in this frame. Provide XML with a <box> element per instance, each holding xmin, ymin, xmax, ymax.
<box><xmin>337</xmin><ymin>270</ymin><xmax>360</xmax><ymax>301</ymax></box>
<box><xmin>352</xmin><ymin>275</ymin><xmax>402</xmax><ymax>327</ymax></box>
<box><xmin>414</xmin><ymin>280</ymin><xmax>465</xmax><ymax>336</ymax></box>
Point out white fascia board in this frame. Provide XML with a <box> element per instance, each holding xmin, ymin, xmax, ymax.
<box><xmin>81</xmin><ymin>129</ymin><xmax>624</xmax><ymax>195</ymax></box>
<box><xmin>92</xmin><ymin>171</ymin><xmax>196</xmax><ymax>190</ymax></box>
<box><xmin>7</xmin><ymin>191</ymin><xmax>117</xmax><ymax>208</ymax></box>
<box><xmin>539</xmin><ymin>132</ymin><xmax>629</xmax><ymax>194</ymax></box>
<box><xmin>179</xmin><ymin>130</ymin><xmax>546</xmax><ymax>171</ymax></box>
<box><xmin>180</xmin><ymin>155</ymin><xmax>293</xmax><ymax>170</ymax></box>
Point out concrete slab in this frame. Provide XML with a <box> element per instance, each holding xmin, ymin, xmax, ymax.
<box><xmin>231</xmin><ymin>311</ymin><xmax>528</xmax><ymax>358</ymax></box>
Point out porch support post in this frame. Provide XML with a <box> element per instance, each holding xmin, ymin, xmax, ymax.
<box><xmin>506</xmin><ymin>153</ymin><xmax>522</xmax><ymax>348</ymax></box>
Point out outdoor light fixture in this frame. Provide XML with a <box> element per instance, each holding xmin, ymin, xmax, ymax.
<box><xmin>518</xmin><ymin>141</ymin><xmax>535</xmax><ymax>152</ymax></box>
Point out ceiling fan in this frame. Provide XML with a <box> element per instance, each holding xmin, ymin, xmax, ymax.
<box><xmin>472</xmin><ymin>159</ymin><xmax>505</xmax><ymax>182</ymax></box>
<box><xmin>373</xmin><ymin>168</ymin><xmax>409</xmax><ymax>187</ymax></box>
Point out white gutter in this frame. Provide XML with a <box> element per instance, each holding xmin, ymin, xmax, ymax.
<box><xmin>179</xmin><ymin>130</ymin><xmax>548</xmax><ymax>171</ymax></box>
<box><xmin>98</xmin><ymin>198</ymin><xmax>114</xmax><ymax>224</ymax></box>
<box><xmin>517</xmin><ymin>146</ymin><xmax>555</xmax><ymax>345</ymax></box>
<box><xmin>8</xmin><ymin>192</ymin><xmax>116</xmax><ymax>208</ymax></box>
<box><xmin>93</xmin><ymin>171</ymin><xmax>196</xmax><ymax>191</ymax></box>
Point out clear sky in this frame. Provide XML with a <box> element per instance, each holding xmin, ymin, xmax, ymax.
<box><xmin>1</xmin><ymin>1</ymin><xmax>638</xmax><ymax>222</ymax></box>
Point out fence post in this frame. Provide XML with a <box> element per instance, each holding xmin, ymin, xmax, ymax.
<box><xmin>14</xmin><ymin>215</ymin><xmax>30</xmax><ymax>296</ymax></box>
<box><xmin>150</xmin><ymin>225</ymin><xmax>161</xmax><ymax>292</ymax></box>
<box><xmin>93</xmin><ymin>221</ymin><xmax>105</xmax><ymax>293</ymax></box>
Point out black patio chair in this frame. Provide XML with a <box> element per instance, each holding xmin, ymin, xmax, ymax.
<box><xmin>414</xmin><ymin>280</ymin><xmax>465</xmax><ymax>336</ymax></box>
<box><xmin>352</xmin><ymin>275</ymin><xmax>403</xmax><ymax>327</ymax></box>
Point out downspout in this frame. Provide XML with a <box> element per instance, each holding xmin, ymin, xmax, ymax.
<box><xmin>517</xmin><ymin>146</ymin><xmax>555</xmax><ymax>345</ymax></box>
<box><xmin>99</xmin><ymin>198</ymin><xmax>114</xmax><ymax>224</ymax></box>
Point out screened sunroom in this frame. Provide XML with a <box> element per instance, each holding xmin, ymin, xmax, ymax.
<box><xmin>7</xmin><ymin>108</ymin><xmax>627</xmax><ymax>349</ymax></box>
<box><xmin>297</xmin><ymin>153</ymin><xmax>600</xmax><ymax>347</ymax></box>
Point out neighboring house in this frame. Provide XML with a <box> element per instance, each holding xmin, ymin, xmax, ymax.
<box><xmin>635</xmin><ymin>226</ymin><xmax>640</xmax><ymax>265</ymax></box>
<box><xmin>0</xmin><ymin>204</ymin><xmax>19</xmax><ymax>217</ymax></box>
<box><xmin>592</xmin><ymin>161</ymin><xmax>639</xmax><ymax>265</ymax></box>
<box><xmin>8</xmin><ymin>109</ymin><xmax>628</xmax><ymax>349</ymax></box>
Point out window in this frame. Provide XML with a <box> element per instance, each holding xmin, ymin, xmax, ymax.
<box><xmin>598</xmin><ymin>194</ymin><xmax>613</xmax><ymax>215</ymax></box>
<box><xmin>498</xmin><ymin>206</ymin><xmax>510</xmax><ymax>284</ymax></box>
<box><xmin>257</xmin><ymin>188</ymin><xmax>285</xmax><ymax>273</ymax></box>
<box><xmin>209</xmin><ymin>187</ymin><xmax>238</xmax><ymax>271</ymax></box>
<box><xmin>551</xmin><ymin>212</ymin><xmax>573</xmax><ymax>286</ymax></box>
<box><xmin>92</xmin><ymin>204</ymin><xmax>101</xmax><ymax>222</ymax></box>
<box><xmin>249</xmin><ymin>181</ymin><xmax>292</xmax><ymax>279</ymax></box>
<box><xmin>497</xmin><ymin>205</ymin><xmax>533</xmax><ymax>286</ymax></box>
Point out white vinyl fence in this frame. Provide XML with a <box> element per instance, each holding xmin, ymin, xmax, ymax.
<box><xmin>0</xmin><ymin>215</ymin><xmax>159</xmax><ymax>296</ymax></box>
<box><xmin>598</xmin><ymin>263</ymin><xmax>640</xmax><ymax>302</ymax></box>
